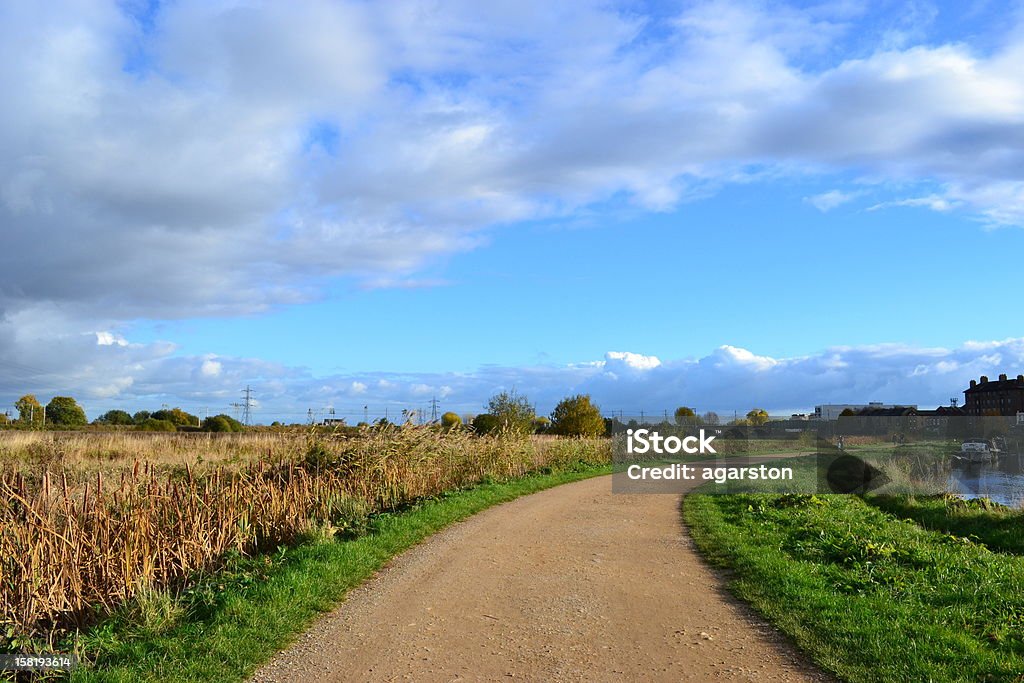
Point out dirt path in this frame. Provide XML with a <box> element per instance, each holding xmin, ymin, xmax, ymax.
<box><xmin>251</xmin><ymin>475</ymin><xmax>833</xmax><ymax>682</ymax></box>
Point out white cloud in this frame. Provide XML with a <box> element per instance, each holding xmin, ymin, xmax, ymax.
<box><xmin>95</xmin><ymin>331</ymin><xmax>127</xmax><ymax>346</ymax></box>
<box><xmin>806</xmin><ymin>190</ymin><xmax>858</xmax><ymax>212</ymax></box>
<box><xmin>200</xmin><ymin>359</ymin><xmax>222</xmax><ymax>377</ymax></box>
<box><xmin>5</xmin><ymin>335</ymin><xmax>1020</xmax><ymax>424</ymax></box>
<box><xmin>3</xmin><ymin>0</ymin><xmax>1024</xmax><ymax>331</ymax></box>
<box><xmin>3</xmin><ymin>2</ymin><xmax>1024</xmax><ymax>416</ymax></box>
<box><xmin>604</xmin><ymin>351</ymin><xmax>662</xmax><ymax>371</ymax></box>
<box><xmin>867</xmin><ymin>194</ymin><xmax>958</xmax><ymax>212</ymax></box>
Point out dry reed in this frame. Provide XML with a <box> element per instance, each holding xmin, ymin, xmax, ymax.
<box><xmin>0</xmin><ymin>426</ymin><xmax>607</xmax><ymax>644</ymax></box>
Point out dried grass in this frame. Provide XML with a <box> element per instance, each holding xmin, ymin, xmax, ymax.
<box><xmin>0</xmin><ymin>426</ymin><xmax>608</xmax><ymax>644</ymax></box>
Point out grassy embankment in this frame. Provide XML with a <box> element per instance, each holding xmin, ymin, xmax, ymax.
<box><xmin>0</xmin><ymin>428</ymin><xmax>609</xmax><ymax>681</ymax></box>
<box><xmin>685</xmin><ymin>489</ymin><xmax>1024</xmax><ymax>682</ymax></box>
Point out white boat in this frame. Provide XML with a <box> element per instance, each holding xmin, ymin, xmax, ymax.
<box><xmin>957</xmin><ymin>439</ymin><xmax>996</xmax><ymax>464</ymax></box>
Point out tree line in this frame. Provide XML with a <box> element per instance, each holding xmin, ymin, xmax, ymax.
<box><xmin>1</xmin><ymin>394</ymin><xmax>245</xmax><ymax>432</ymax></box>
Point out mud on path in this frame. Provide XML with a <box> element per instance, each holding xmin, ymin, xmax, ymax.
<box><xmin>251</xmin><ymin>475</ymin><xmax>834</xmax><ymax>682</ymax></box>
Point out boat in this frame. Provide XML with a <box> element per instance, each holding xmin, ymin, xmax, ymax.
<box><xmin>956</xmin><ymin>439</ymin><xmax>997</xmax><ymax>464</ymax></box>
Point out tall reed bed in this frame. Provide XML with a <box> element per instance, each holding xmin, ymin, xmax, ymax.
<box><xmin>0</xmin><ymin>427</ymin><xmax>607</xmax><ymax>645</ymax></box>
<box><xmin>0</xmin><ymin>430</ymin><xmax>302</xmax><ymax>476</ymax></box>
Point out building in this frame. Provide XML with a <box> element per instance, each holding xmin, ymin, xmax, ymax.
<box><xmin>814</xmin><ymin>403</ymin><xmax>917</xmax><ymax>421</ymax></box>
<box><xmin>914</xmin><ymin>405</ymin><xmax>965</xmax><ymax>431</ymax></box>
<box><xmin>963</xmin><ymin>374</ymin><xmax>1024</xmax><ymax>416</ymax></box>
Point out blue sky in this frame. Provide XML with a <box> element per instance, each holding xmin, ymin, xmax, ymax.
<box><xmin>2</xmin><ymin>0</ymin><xmax>1024</xmax><ymax>422</ymax></box>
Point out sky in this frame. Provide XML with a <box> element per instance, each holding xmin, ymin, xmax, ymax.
<box><xmin>3</xmin><ymin>0</ymin><xmax>1024</xmax><ymax>423</ymax></box>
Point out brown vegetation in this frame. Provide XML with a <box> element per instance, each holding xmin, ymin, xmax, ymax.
<box><xmin>0</xmin><ymin>426</ymin><xmax>608</xmax><ymax>645</ymax></box>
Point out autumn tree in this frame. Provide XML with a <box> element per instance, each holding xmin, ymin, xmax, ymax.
<box><xmin>15</xmin><ymin>395</ymin><xmax>42</xmax><ymax>426</ymax></box>
<box><xmin>746</xmin><ymin>408</ymin><xmax>770</xmax><ymax>426</ymax></box>
<box><xmin>550</xmin><ymin>394</ymin><xmax>606</xmax><ymax>437</ymax></box>
<box><xmin>151</xmin><ymin>407</ymin><xmax>199</xmax><ymax>428</ymax></box>
<box><xmin>674</xmin><ymin>406</ymin><xmax>701</xmax><ymax>426</ymax></box>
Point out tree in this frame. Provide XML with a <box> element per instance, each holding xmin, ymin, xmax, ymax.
<box><xmin>440</xmin><ymin>412</ymin><xmax>462</xmax><ymax>430</ymax></box>
<box><xmin>746</xmin><ymin>408</ymin><xmax>770</xmax><ymax>426</ymax></box>
<box><xmin>15</xmin><ymin>394</ymin><xmax>43</xmax><ymax>426</ymax></box>
<box><xmin>471</xmin><ymin>413</ymin><xmax>500</xmax><ymax>435</ymax></box>
<box><xmin>486</xmin><ymin>390</ymin><xmax>535</xmax><ymax>435</ymax></box>
<box><xmin>151</xmin><ymin>407</ymin><xmax>199</xmax><ymax>428</ymax></box>
<box><xmin>550</xmin><ymin>394</ymin><xmax>605</xmax><ymax>437</ymax></box>
<box><xmin>202</xmin><ymin>414</ymin><xmax>244</xmax><ymax>432</ymax></box>
<box><xmin>46</xmin><ymin>396</ymin><xmax>88</xmax><ymax>427</ymax></box>
<box><xmin>702</xmin><ymin>411</ymin><xmax>721</xmax><ymax>425</ymax></box>
<box><xmin>674</xmin><ymin>406</ymin><xmax>701</xmax><ymax>426</ymax></box>
<box><xmin>532</xmin><ymin>416</ymin><xmax>551</xmax><ymax>434</ymax></box>
<box><xmin>133</xmin><ymin>410</ymin><xmax>151</xmax><ymax>423</ymax></box>
<box><xmin>95</xmin><ymin>409</ymin><xmax>134</xmax><ymax>426</ymax></box>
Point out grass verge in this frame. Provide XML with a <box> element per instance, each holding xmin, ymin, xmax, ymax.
<box><xmin>683</xmin><ymin>492</ymin><xmax>1024</xmax><ymax>682</ymax></box>
<box><xmin>866</xmin><ymin>494</ymin><xmax>1024</xmax><ymax>555</ymax></box>
<box><xmin>71</xmin><ymin>464</ymin><xmax>611</xmax><ymax>683</ymax></box>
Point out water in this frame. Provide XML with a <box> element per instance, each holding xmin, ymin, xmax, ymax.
<box><xmin>947</xmin><ymin>453</ymin><xmax>1024</xmax><ymax>507</ymax></box>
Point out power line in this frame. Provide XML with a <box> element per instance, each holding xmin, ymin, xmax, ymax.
<box><xmin>241</xmin><ymin>385</ymin><xmax>253</xmax><ymax>426</ymax></box>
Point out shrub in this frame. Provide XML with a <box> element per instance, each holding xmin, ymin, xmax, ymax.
<box><xmin>747</xmin><ymin>408</ymin><xmax>770</xmax><ymax>426</ymax></box>
<box><xmin>202</xmin><ymin>414</ymin><xmax>244</xmax><ymax>433</ymax></box>
<box><xmin>550</xmin><ymin>394</ymin><xmax>606</xmax><ymax>437</ymax></box>
<box><xmin>136</xmin><ymin>418</ymin><xmax>177</xmax><ymax>432</ymax></box>
<box><xmin>674</xmin><ymin>406</ymin><xmax>702</xmax><ymax>426</ymax></box>
<box><xmin>151</xmin><ymin>408</ymin><xmax>199</xmax><ymax>428</ymax></box>
<box><xmin>95</xmin><ymin>410</ymin><xmax>134</xmax><ymax>426</ymax></box>
<box><xmin>472</xmin><ymin>413</ymin><xmax>500</xmax><ymax>434</ymax></box>
<box><xmin>440</xmin><ymin>412</ymin><xmax>462</xmax><ymax>430</ymax></box>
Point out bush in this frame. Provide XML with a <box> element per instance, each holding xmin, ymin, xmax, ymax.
<box><xmin>202</xmin><ymin>414</ymin><xmax>244</xmax><ymax>433</ymax></box>
<box><xmin>440</xmin><ymin>412</ymin><xmax>462</xmax><ymax>430</ymax></box>
<box><xmin>136</xmin><ymin>418</ymin><xmax>177</xmax><ymax>432</ymax></box>
<box><xmin>472</xmin><ymin>413</ymin><xmax>500</xmax><ymax>435</ymax></box>
<box><xmin>550</xmin><ymin>394</ymin><xmax>606</xmax><ymax>437</ymax></box>
<box><xmin>95</xmin><ymin>410</ymin><xmax>134</xmax><ymax>426</ymax></box>
<box><xmin>151</xmin><ymin>408</ymin><xmax>199</xmax><ymax>428</ymax></box>
<box><xmin>674</xmin><ymin>406</ymin><xmax>702</xmax><ymax>426</ymax></box>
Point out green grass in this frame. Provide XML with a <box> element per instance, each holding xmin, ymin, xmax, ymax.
<box><xmin>71</xmin><ymin>464</ymin><xmax>611</xmax><ymax>682</ymax></box>
<box><xmin>684</xmin><ymin>492</ymin><xmax>1024</xmax><ymax>682</ymax></box>
<box><xmin>867</xmin><ymin>494</ymin><xmax>1024</xmax><ymax>556</ymax></box>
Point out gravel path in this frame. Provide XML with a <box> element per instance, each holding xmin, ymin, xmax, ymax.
<box><xmin>251</xmin><ymin>474</ymin><xmax>834</xmax><ymax>682</ymax></box>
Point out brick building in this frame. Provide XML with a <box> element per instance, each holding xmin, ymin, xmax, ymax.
<box><xmin>963</xmin><ymin>374</ymin><xmax>1024</xmax><ymax>416</ymax></box>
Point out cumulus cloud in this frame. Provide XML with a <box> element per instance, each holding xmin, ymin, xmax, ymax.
<box><xmin>3</xmin><ymin>1</ymin><xmax>1024</xmax><ymax>326</ymax></box>
<box><xmin>603</xmin><ymin>351</ymin><xmax>662</xmax><ymax>372</ymax></box>
<box><xmin>5</xmin><ymin>335</ymin><xmax>1023</xmax><ymax>425</ymax></box>
<box><xmin>3</xmin><ymin>2</ymin><xmax>1024</xmax><ymax>410</ymax></box>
